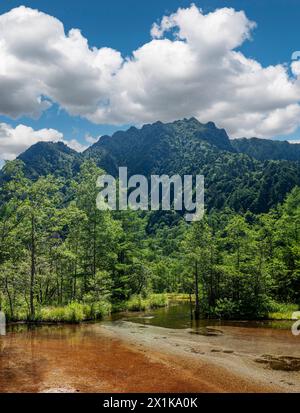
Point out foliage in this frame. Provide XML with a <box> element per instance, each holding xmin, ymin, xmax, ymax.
<box><xmin>39</xmin><ymin>301</ymin><xmax>111</xmax><ymax>323</ymax></box>
<box><xmin>125</xmin><ymin>293</ymin><xmax>168</xmax><ymax>312</ymax></box>
<box><xmin>232</xmin><ymin>137</ymin><xmax>300</xmax><ymax>162</ymax></box>
<box><xmin>268</xmin><ymin>302</ymin><xmax>299</xmax><ymax>320</ymax></box>
<box><xmin>0</xmin><ymin>123</ymin><xmax>300</xmax><ymax>322</ymax></box>
<box><xmin>2</xmin><ymin>119</ymin><xmax>300</xmax><ymax>215</ymax></box>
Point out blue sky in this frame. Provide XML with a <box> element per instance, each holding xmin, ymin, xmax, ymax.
<box><xmin>1</xmin><ymin>0</ymin><xmax>300</xmax><ymax>162</ymax></box>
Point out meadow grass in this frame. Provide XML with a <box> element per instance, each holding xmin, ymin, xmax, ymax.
<box><xmin>167</xmin><ymin>293</ymin><xmax>194</xmax><ymax>301</ymax></box>
<box><xmin>268</xmin><ymin>303</ymin><xmax>299</xmax><ymax>320</ymax></box>
<box><xmin>7</xmin><ymin>295</ymin><xmax>168</xmax><ymax>322</ymax></box>
<box><xmin>125</xmin><ymin>293</ymin><xmax>168</xmax><ymax>312</ymax></box>
<box><xmin>36</xmin><ymin>301</ymin><xmax>111</xmax><ymax>323</ymax></box>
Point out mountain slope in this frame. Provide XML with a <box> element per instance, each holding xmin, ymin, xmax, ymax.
<box><xmin>232</xmin><ymin>137</ymin><xmax>300</xmax><ymax>161</ymax></box>
<box><xmin>84</xmin><ymin>118</ymin><xmax>234</xmax><ymax>176</ymax></box>
<box><xmin>17</xmin><ymin>141</ymin><xmax>83</xmax><ymax>179</ymax></box>
<box><xmin>85</xmin><ymin>118</ymin><xmax>300</xmax><ymax>213</ymax></box>
<box><xmin>3</xmin><ymin>118</ymin><xmax>300</xmax><ymax>215</ymax></box>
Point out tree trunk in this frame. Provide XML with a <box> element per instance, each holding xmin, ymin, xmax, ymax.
<box><xmin>30</xmin><ymin>213</ymin><xmax>36</xmax><ymax>320</ymax></box>
<box><xmin>194</xmin><ymin>261</ymin><xmax>200</xmax><ymax>320</ymax></box>
<box><xmin>5</xmin><ymin>277</ymin><xmax>14</xmax><ymax>319</ymax></box>
<box><xmin>93</xmin><ymin>217</ymin><xmax>97</xmax><ymax>277</ymax></box>
<box><xmin>189</xmin><ymin>291</ymin><xmax>193</xmax><ymax>321</ymax></box>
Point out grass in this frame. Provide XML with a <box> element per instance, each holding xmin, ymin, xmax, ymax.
<box><xmin>6</xmin><ymin>294</ymin><xmax>168</xmax><ymax>322</ymax></box>
<box><xmin>125</xmin><ymin>293</ymin><xmax>169</xmax><ymax>312</ymax></box>
<box><xmin>39</xmin><ymin>301</ymin><xmax>111</xmax><ymax>323</ymax></box>
<box><xmin>167</xmin><ymin>293</ymin><xmax>194</xmax><ymax>301</ymax></box>
<box><xmin>6</xmin><ymin>301</ymin><xmax>111</xmax><ymax>323</ymax></box>
<box><xmin>268</xmin><ymin>303</ymin><xmax>299</xmax><ymax>320</ymax></box>
<box><xmin>7</xmin><ymin>296</ymin><xmax>298</xmax><ymax>323</ymax></box>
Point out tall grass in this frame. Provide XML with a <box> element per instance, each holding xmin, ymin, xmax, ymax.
<box><xmin>268</xmin><ymin>302</ymin><xmax>299</xmax><ymax>320</ymax></box>
<box><xmin>7</xmin><ymin>295</ymin><xmax>168</xmax><ymax>322</ymax></box>
<box><xmin>167</xmin><ymin>293</ymin><xmax>193</xmax><ymax>301</ymax></box>
<box><xmin>125</xmin><ymin>293</ymin><xmax>168</xmax><ymax>312</ymax></box>
<box><xmin>37</xmin><ymin>301</ymin><xmax>111</xmax><ymax>323</ymax></box>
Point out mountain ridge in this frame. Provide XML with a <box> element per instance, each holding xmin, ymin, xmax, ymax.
<box><xmin>3</xmin><ymin>118</ymin><xmax>299</xmax><ymax>215</ymax></box>
<box><xmin>15</xmin><ymin>119</ymin><xmax>300</xmax><ymax>168</ymax></box>
<box><xmin>231</xmin><ymin>137</ymin><xmax>300</xmax><ymax>161</ymax></box>
<box><xmin>17</xmin><ymin>141</ymin><xmax>83</xmax><ymax>179</ymax></box>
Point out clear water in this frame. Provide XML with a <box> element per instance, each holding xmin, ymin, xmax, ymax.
<box><xmin>110</xmin><ymin>301</ymin><xmax>294</xmax><ymax>333</ymax></box>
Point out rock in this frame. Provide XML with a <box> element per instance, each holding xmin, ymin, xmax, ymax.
<box><xmin>255</xmin><ymin>355</ymin><xmax>300</xmax><ymax>371</ymax></box>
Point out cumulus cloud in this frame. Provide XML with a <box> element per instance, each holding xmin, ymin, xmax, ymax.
<box><xmin>66</xmin><ymin>138</ymin><xmax>88</xmax><ymax>152</ymax></box>
<box><xmin>85</xmin><ymin>133</ymin><xmax>100</xmax><ymax>145</ymax></box>
<box><xmin>0</xmin><ymin>123</ymin><xmax>63</xmax><ymax>160</ymax></box>
<box><xmin>1</xmin><ymin>5</ymin><xmax>300</xmax><ymax>137</ymax></box>
<box><xmin>0</xmin><ymin>123</ymin><xmax>85</xmax><ymax>161</ymax></box>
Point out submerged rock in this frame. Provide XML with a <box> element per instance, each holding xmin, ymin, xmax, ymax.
<box><xmin>255</xmin><ymin>354</ymin><xmax>300</xmax><ymax>371</ymax></box>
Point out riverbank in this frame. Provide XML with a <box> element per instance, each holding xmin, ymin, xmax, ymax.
<box><xmin>4</xmin><ymin>294</ymin><xmax>169</xmax><ymax>323</ymax></box>
<box><xmin>0</xmin><ymin>319</ymin><xmax>299</xmax><ymax>393</ymax></box>
<box><xmin>102</xmin><ymin>321</ymin><xmax>300</xmax><ymax>393</ymax></box>
<box><xmin>5</xmin><ymin>295</ymin><xmax>297</xmax><ymax>323</ymax></box>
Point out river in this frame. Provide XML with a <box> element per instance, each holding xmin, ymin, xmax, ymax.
<box><xmin>0</xmin><ymin>302</ymin><xmax>299</xmax><ymax>393</ymax></box>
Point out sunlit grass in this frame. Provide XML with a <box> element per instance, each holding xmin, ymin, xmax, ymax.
<box><xmin>10</xmin><ymin>301</ymin><xmax>111</xmax><ymax>323</ymax></box>
<box><xmin>268</xmin><ymin>303</ymin><xmax>299</xmax><ymax>320</ymax></box>
<box><xmin>167</xmin><ymin>293</ymin><xmax>194</xmax><ymax>301</ymax></box>
<box><xmin>125</xmin><ymin>293</ymin><xmax>168</xmax><ymax>312</ymax></box>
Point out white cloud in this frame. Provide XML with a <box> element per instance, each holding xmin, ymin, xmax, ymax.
<box><xmin>0</xmin><ymin>123</ymin><xmax>63</xmax><ymax>160</ymax></box>
<box><xmin>0</xmin><ymin>122</ymin><xmax>84</xmax><ymax>161</ymax></box>
<box><xmin>85</xmin><ymin>133</ymin><xmax>100</xmax><ymax>145</ymax></box>
<box><xmin>66</xmin><ymin>138</ymin><xmax>87</xmax><ymax>153</ymax></box>
<box><xmin>1</xmin><ymin>5</ymin><xmax>300</xmax><ymax>137</ymax></box>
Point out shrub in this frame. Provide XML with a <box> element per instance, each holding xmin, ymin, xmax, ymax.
<box><xmin>89</xmin><ymin>301</ymin><xmax>112</xmax><ymax>319</ymax></box>
<box><xmin>149</xmin><ymin>293</ymin><xmax>168</xmax><ymax>309</ymax></box>
<box><xmin>212</xmin><ymin>298</ymin><xmax>238</xmax><ymax>319</ymax></box>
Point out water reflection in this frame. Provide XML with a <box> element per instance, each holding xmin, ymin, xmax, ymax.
<box><xmin>111</xmin><ymin>301</ymin><xmax>294</xmax><ymax>333</ymax></box>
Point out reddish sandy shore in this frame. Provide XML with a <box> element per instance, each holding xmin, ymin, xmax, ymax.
<box><xmin>0</xmin><ymin>321</ymin><xmax>299</xmax><ymax>393</ymax></box>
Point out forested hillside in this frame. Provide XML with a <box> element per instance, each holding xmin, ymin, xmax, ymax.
<box><xmin>7</xmin><ymin>118</ymin><xmax>300</xmax><ymax>214</ymax></box>
<box><xmin>18</xmin><ymin>141</ymin><xmax>83</xmax><ymax>179</ymax></box>
<box><xmin>0</xmin><ymin>118</ymin><xmax>300</xmax><ymax>322</ymax></box>
<box><xmin>232</xmin><ymin>137</ymin><xmax>300</xmax><ymax>161</ymax></box>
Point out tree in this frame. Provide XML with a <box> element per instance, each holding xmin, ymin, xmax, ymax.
<box><xmin>183</xmin><ymin>219</ymin><xmax>216</xmax><ymax>319</ymax></box>
<box><xmin>17</xmin><ymin>176</ymin><xmax>62</xmax><ymax>319</ymax></box>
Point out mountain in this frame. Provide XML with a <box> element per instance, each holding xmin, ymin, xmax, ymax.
<box><xmin>84</xmin><ymin>118</ymin><xmax>234</xmax><ymax>176</ymax></box>
<box><xmin>85</xmin><ymin>118</ymin><xmax>300</xmax><ymax>213</ymax></box>
<box><xmin>232</xmin><ymin>137</ymin><xmax>300</xmax><ymax>161</ymax></box>
<box><xmin>3</xmin><ymin>118</ymin><xmax>300</xmax><ymax>214</ymax></box>
<box><xmin>17</xmin><ymin>141</ymin><xmax>82</xmax><ymax>179</ymax></box>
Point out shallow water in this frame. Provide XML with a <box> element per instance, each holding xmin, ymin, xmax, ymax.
<box><xmin>1</xmin><ymin>302</ymin><xmax>300</xmax><ymax>392</ymax></box>
<box><xmin>1</xmin><ymin>323</ymin><xmax>208</xmax><ymax>393</ymax></box>
<box><xmin>111</xmin><ymin>301</ymin><xmax>294</xmax><ymax>333</ymax></box>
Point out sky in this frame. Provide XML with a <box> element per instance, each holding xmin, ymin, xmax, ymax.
<box><xmin>1</xmin><ymin>0</ymin><xmax>300</xmax><ymax>163</ymax></box>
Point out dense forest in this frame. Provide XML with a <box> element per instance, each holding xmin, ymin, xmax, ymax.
<box><xmin>0</xmin><ymin>119</ymin><xmax>300</xmax><ymax>322</ymax></box>
<box><xmin>232</xmin><ymin>137</ymin><xmax>300</xmax><ymax>162</ymax></box>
